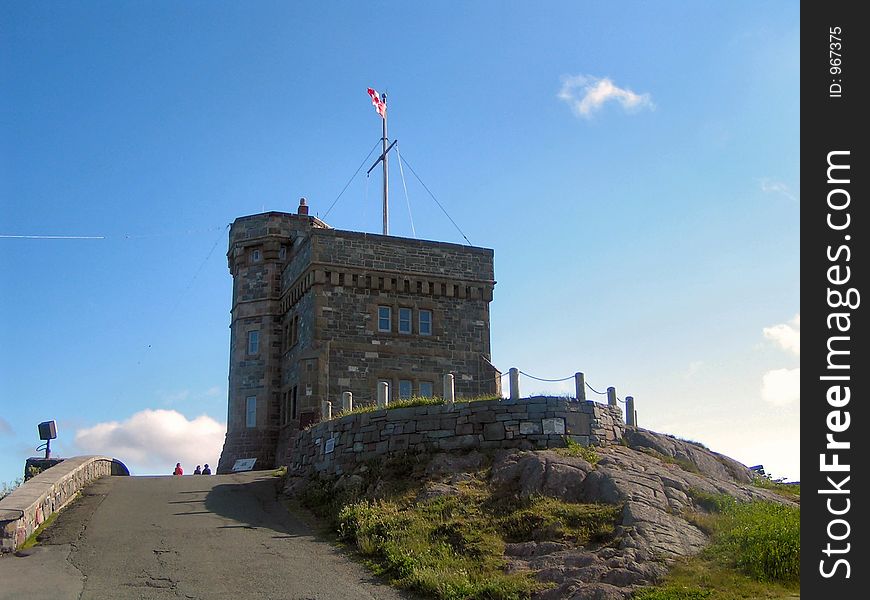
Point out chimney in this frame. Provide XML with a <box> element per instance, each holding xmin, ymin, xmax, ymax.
<box><xmin>297</xmin><ymin>197</ymin><xmax>309</xmax><ymax>216</ymax></box>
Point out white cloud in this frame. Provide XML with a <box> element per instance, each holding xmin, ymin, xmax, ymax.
<box><xmin>558</xmin><ymin>75</ymin><xmax>653</xmax><ymax>118</ymax></box>
<box><xmin>760</xmin><ymin>178</ymin><xmax>798</xmax><ymax>202</ymax></box>
<box><xmin>761</xmin><ymin>368</ymin><xmax>800</xmax><ymax>406</ymax></box>
<box><xmin>763</xmin><ymin>313</ymin><xmax>800</xmax><ymax>356</ymax></box>
<box><xmin>760</xmin><ymin>313</ymin><xmax>800</xmax><ymax>406</ymax></box>
<box><xmin>74</xmin><ymin>409</ymin><xmax>225</xmax><ymax>475</ymax></box>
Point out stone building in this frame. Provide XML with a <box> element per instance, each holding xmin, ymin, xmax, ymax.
<box><xmin>217</xmin><ymin>200</ymin><xmax>499</xmax><ymax>473</ymax></box>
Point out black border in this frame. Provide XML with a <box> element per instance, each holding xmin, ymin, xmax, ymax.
<box><xmin>801</xmin><ymin>3</ymin><xmax>867</xmax><ymax>595</ymax></box>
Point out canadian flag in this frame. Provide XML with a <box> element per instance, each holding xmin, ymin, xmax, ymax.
<box><xmin>367</xmin><ymin>88</ymin><xmax>386</xmax><ymax>119</ymax></box>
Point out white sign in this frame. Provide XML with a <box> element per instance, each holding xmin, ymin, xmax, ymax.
<box><xmin>232</xmin><ymin>458</ymin><xmax>257</xmax><ymax>472</ymax></box>
<box><xmin>324</xmin><ymin>437</ymin><xmax>336</xmax><ymax>454</ymax></box>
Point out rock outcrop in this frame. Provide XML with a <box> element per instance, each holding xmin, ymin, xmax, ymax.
<box><xmin>487</xmin><ymin>430</ymin><xmax>794</xmax><ymax>599</ymax></box>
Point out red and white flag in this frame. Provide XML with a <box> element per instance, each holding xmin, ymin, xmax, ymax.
<box><xmin>367</xmin><ymin>87</ymin><xmax>386</xmax><ymax>119</ymax></box>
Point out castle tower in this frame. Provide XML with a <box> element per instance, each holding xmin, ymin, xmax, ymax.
<box><xmin>217</xmin><ymin>200</ymin><xmax>498</xmax><ymax>473</ymax></box>
<box><xmin>217</xmin><ymin>201</ymin><xmax>328</xmax><ymax>473</ymax></box>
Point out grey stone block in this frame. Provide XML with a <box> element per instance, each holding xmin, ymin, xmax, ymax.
<box><xmin>456</xmin><ymin>423</ymin><xmax>474</xmax><ymax>435</ymax></box>
<box><xmin>519</xmin><ymin>421</ymin><xmax>542</xmax><ymax>435</ymax></box>
<box><xmin>542</xmin><ymin>418</ymin><xmax>566</xmax><ymax>435</ymax></box>
<box><xmin>386</xmin><ymin>407</ymin><xmax>418</xmax><ymax>421</ymax></box>
<box><xmin>417</xmin><ymin>418</ymin><xmax>441</xmax><ymax>431</ymax></box>
<box><xmin>483</xmin><ymin>422</ymin><xmax>505</xmax><ymax>441</ymax></box>
<box><xmin>426</xmin><ymin>430</ymin><xmax>454</xmax><ymax>439</ymax></box>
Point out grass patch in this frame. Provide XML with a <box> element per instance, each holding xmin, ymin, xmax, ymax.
<box><xmin>637</xmin><ymin>447</ymin><xmax>700</xmax><ymax>474</ymax></box>
<box><xmin>272</xmin><ymin>466</ymin><xmax>288</xmax><ymax>477</ymax></box>
<box><xmin>638</xmin><ymin>491</ymin><xmax>800</xmax><ymax>598</ymax></box>
<box><xmin>675</xmin><ymin>436</ymin><xmax>709</xmax><ymax>450</ymax></box>
<box><xmin>496</xmin><ymin>496</ymin><xmax>620</xmax><ymax>544</ymax></box>
<box><xmin>337</xmin><ymin>493</ymin><xmax>536</xmax><ymax>599</ymax></box>
<box><xmin>751</xmin><ymin>477</ymin><xmax>800</xmax><ymax>501</ymax></box>
<box><xmin>334</xmin><ymin>395</ymin><xmax>504</xmax><ymax>419</ymax></box>
<box><xmin>685</xmin><ymin>491</ymin><xmax>799</xmax><ymax>584</ymax></box>
<box><xmin>707</xmin><ymin>501</ymin><xmax>800</xmax><ymax>582</ymax></box>
<box><xmin>20</xmin><ymin>512</ymin><xmax>60</xmax><ymax>550</ymax></box>
<box><xmin>337</xmin><ymin>396</ymin><xmax>445</xmax><ymax>417</ymax></box>
<box><xmin>633</xmin><ymin>556</ymin><xmax>800</xmax><ymax>599</ymax></box>
<box><xmin>633</xmin><ymin>585</ymin><xmax>713</xmax><ymax>600</ymax></box>
<box><xmin>555</xmin><ymin>437</ymin><xmax>600</xmax><ymax>463</ymax></box>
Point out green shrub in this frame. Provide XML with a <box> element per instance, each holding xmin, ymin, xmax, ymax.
<box><xmin>557</xmin><ymin>437</ymin><xmax>600</xmax><ymax>463</ymax></box>
<box><xmin>26</xmin><ymin>465</ymin><xmax>44</xmax><ymax>480</ymax></box>
<box><xmin>685</xmin><ymin>491</ymin><xmax>799</xmax><ymax>584</ymax></box>
<box><xmin>709</xmin><ymin>501</ymin><xmax>800</xmax><ymax>583</ymax></box>
<box><xmin>632</xmin><ymin>586</ymin><xmax>713</xmax><ymax>600</ymax></box>
<box><xmin>686</xmin><ymin>489</ymin><xmax>737</xmax><ymax>514</ymax></box>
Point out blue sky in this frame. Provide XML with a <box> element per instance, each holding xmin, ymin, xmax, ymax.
<box><xmin>1</xmin><ymin>2</ymin><xmax>799</xmax><ymax>483</ymax></box>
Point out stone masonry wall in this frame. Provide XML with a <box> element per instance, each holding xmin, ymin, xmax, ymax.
<box><xmin>310</xmin><ymin>229</ymin><xmax>494</xmax><ymax>282</ymax></box>
<box><xmin>305</xmin><ymin>228</ymin><xmax>498</xmax><ymax>406</ymax></box>
<box><xmin>290</xmin><ymin>397</ymin><xmax>625</xmax><ymax>478</ymax></box>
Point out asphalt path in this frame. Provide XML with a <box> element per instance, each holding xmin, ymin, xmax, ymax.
<box><xmin>0</xmin><ymin>472</ymin><xmax>414</xmax><ymax>600</ymax></box>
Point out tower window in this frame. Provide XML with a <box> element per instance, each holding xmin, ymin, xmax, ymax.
<box><xmin>289</xmin><ymin>315</ymin><xmax>300</xmax><ymax>347</ymax></box>
<box><xmin>419</xmin><ymin>381</ymin><xmax>434</xmax><ymax>398</ymax></box>
<box><xmin>399</xmin><ymin>380</ymin><xmax>412</xmax><ymax>399</ymax></box>
<box><xmin>251</xmin><ymin>249</ymin><xmax>261</xmax><ymax>262</ymax></box>
<box><xmin>245</xmin><ymin>396</ymin><xmax>257</xmax><ymax>428</ymax></box>
<box><xmin>291</xmin><ymin>386</ymin><xmax>298</xmax><ymax>419</ymax></box>
<box><xmin>419</xmin><ymin>310</ymin><xmax>432</xmax><ymax>336</ymax></box>
<box><xmin>378</xmin><ymin>306</ymin><xmax>391</xmax><ymax>332</ymax></box>
<box><xmin>247</xmin><ymin>330</ymin><xmax>260</xmax><ymax>354</ymax></box>
<box><xmin>398</xmin><ymin>308</ymin><xmax>412</xmax><ymax>334</ymax></box>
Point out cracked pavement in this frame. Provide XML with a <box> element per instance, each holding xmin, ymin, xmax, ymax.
<box><xmin>0</xmin><ymin>472</ymin><xmax>414</xmax><ymax>599</ymax></box>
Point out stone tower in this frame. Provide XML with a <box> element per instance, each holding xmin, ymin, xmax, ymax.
<box><xmin>217</xmin><ymin>199</ymin><xmax>498</xmax><ymax>473</ymax></box>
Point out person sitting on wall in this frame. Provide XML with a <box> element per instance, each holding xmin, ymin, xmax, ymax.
<box><xmin>193</xmin><ymin>465</ymin><xmax>202</xmax><ymax>475</ymax></box>
<box><xmin>173</xmin><ymin>463</ymin><xmax>183</xmax><ymax>476</ymax></box>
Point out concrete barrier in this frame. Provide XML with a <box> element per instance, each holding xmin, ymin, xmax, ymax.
<box><xmin>0</xmin><ymin>455</ymin><xmax>129</xmax><ymax>553</ymax></box>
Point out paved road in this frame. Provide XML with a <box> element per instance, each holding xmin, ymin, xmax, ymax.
<box><xmin>0</xmin><ymin>473</ymin><xmax>414</xmax><ymax>600</ymax></box>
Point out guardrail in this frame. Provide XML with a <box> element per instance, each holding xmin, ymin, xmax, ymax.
<box><xmin>0</xmin><ymin>455</ymin><xmax>129</xmax><ymax>553</ymax></box>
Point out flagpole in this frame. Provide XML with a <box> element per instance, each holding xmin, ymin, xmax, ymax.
<box><xmin>382</xmin><ymin>96</ymin><xmax>389</xmax><ymax>236</ymax></box>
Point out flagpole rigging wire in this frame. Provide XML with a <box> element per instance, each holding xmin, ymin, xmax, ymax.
<box><xmin>398</xmin><ymin>153</ymin><xmax>472</xmax><ymax>246</ymax></box>
<box><xmin>395</xmin><ymin>143</ymin><xmax>416</xmax><ymax>239</ymax></box>
<box><xmin>323</xmin><ymin>139</ymin><xmax>383</xmax><ymax>219</ymax></box>
<box><xmin>364</xmin><ymin>172</ymin><xmax>370</xmax><ymax>223</ymax></box>
<box><xmin>167</xmin><ymin>224</ymin><xmax>230</xmax><ymax>316</ymax></box>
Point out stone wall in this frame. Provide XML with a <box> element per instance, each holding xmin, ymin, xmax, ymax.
<box><xmin>0</xmin><ymin>455</ymin><xmax>129</xmax><ymax>553</ymax></box>
<box><xmin>310</xmin><ymin>229</ymin><xmax>495</xmax><ymax>282</ymax></box>
<box><xmin>290</xmin><ymin>397</ymin><xmax>625</xmax><ymax>478</ymax></box>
